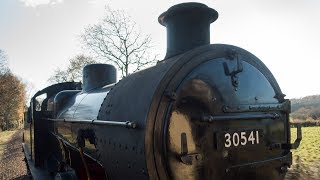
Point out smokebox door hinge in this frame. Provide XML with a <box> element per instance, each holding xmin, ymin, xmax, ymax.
<box><xmin>180</xmin><ymin>132</ymin><xmax>202</xmax><ymax>165</ymax></box>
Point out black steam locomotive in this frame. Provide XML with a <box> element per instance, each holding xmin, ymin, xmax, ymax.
<box><xmin>23</xmin><ymin>3</ymin><xmax>301</xmax><ymax>180</ymax></box>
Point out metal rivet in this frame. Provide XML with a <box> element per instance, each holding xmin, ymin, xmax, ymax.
<box><xmin>223</xmin><ymin>106</ymin><xmax>229</xmax><ymax>112</ymax></box>
<box><xmin>228</xmin><ymin>49</ymin><xmax>237</xmax><ymax>60</ymax></box>
<box><xmin>222</xmin><ymin>150</ymin><xmax>228</xmax><ymax>158</ymax></box>
<box><xmin>280</xmin><ymin>165</ymin><xmax>288</xmax><ymax>173</ymax></box>
<box><xmin>195</xmin><ymin>154</ymin><xmax>201</xmax><ymax>160</ymax></box>
<box><xmin>225</xmin><ymin>168</ymin><xmax>230</xmax><ymax>173</ymax></box>
<box><xmin>165</xmin><ymin>91</ymin><xmax>177</xmax><ymax>101</ymax></box>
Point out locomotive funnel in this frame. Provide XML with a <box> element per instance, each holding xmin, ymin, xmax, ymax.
<box><xmin>159</xmin><ymin>2</ymin><xmax>218</xmax><ymax>59</ymax></box>
<box><xmin>83</xmin><ymin>64</ymin><xmax>116</xmax><ymax>91</ymax></box>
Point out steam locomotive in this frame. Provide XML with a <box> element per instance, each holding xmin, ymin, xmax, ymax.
<box><xmin>23</xmin><ymin>2</ymin><xmax>301</xmax><ymax>180</ymax></box>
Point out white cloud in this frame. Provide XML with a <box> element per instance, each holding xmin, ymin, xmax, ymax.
<box><xmin>19</xmin><ymin>0</ymin><xmax>63</xmax><ymax>8</ymax></box>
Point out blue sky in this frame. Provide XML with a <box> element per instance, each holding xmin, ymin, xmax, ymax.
<box><xmin>0</xmin><ymin>0</ymin><xmax>319</xmax><ymax>99</ymax></box>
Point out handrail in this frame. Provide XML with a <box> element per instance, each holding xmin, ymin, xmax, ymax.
<box><xmin>46</xmin><ymin>118</ymin><xmax>137</xmax><ymax>129</ymax></box>
<box><xmin>200</xmin><ymin>113</ymin><xmax>280</xmax><ymax>122</ymax></box>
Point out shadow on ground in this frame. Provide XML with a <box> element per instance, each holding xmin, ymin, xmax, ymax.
<box><xmin>285</xmin><ymin>155</ymin><xmax>320</xmax><ymax>180</ymax></box>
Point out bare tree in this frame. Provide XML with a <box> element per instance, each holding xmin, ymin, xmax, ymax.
<box><xmin>81</xmin><ymin>6</ymin><xmax>157</xmax><ymax>77</ymax></box>
<box><xmin>24</xmin><ymin>80</ymin><xmax>36</xmax><ymax>106</ymax></box>
<box><xmin>0</xmin><ymin>49</ymin><xmax>9</xmax><ymax>74</ymax></box>
<box><xmin>48</xmin><ymin>68</ymin><xmax>69</xmax><ymax>84</ymax></box>
<box><xmin>48</xmin><ymin>54</ymin><xmax>97</xmax><ymax>83</ymax></box>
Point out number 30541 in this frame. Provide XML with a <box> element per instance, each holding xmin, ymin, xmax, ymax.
<box><xmin>224</xmin><ymin>131</ymin><xmax>260</xmax><ymax>148</ymax></box>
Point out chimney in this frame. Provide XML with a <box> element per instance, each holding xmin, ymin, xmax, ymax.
<box><xmin>82</xmin><ymin>64</ymin><xmax>116</xmax><ymax>91</ymax></box>
<box><xmin>158</xmin><ymin>3</ymin><xmax>218</xmax><ymax>59</ymax></box>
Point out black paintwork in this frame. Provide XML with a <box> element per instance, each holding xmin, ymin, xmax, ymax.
<box><xmin>24</xmin><ymin>82</ymin><xmax>81</xmax><ymax>166</ymax></box>
<box><xmin>159</xmin><ymin>3</ymin><xmax>218</xmax><ymax>59</ymax></box>
<box><xmin>22</xmin><ymin>2</ymin><xmax>300</xmax><ymax>180</ymax></box>
<box><xmin>82</xmin><ymin>64</ymin><xmax>116</xmax><ymax>91</ymax></box>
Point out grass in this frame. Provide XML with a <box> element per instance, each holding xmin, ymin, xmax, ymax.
<box><xmin>291</xmin><ymin>126</ymin><xmax>320</xmax><ymax>164</ymax></box>
<box><xmin>286</xmin><ymin>126</ymin><xmax>320</xmax><ymax>180</ymax></box>
<box><xmin>0</xmin><ymin>130</ymin><xmax>17</xmax><ymax>158</ymax></box>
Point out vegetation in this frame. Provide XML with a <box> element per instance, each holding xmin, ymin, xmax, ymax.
<box><xmin>48</xmin><ymin>54</ymin><xmax>96</xmax><ymax>83</ymax></box>
<box><xmin>0</xmin><ymin>50</ymin><xmax>9</xmax><ymax>74</ymax></box>
<box><xmin>285</xmin><ymin>126</ymin><xmax>320</xmax><ymax>180</ymax></box>
<box><xmin>81</xmin><ymin>6</ymin><xmax>157</xmax><ymax>77</ymax></box>
<box><xmin>0</xmin><ymin>49</ymin><xmax>26</xmax><ymax>131</ymax></box>
<box><xmin>49</xmin><ymin>6</ymin><xmax>158</xmax><ymax>84</ymax></box>
<box><xmin>291</xmin><ymin>95</ymin><xmax>320</xmax><ymax>121</ymax></box>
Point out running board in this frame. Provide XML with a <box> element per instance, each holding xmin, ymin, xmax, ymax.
<box><xmin>22</xmin><ymin>143</ymin><xmax>54</xmax><ymax>180</ymax></box>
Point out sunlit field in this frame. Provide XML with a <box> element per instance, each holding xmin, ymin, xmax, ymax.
<box><xmin>285</xmin><ymin>126</ymin><xmax>320</xmax><ymax>180</ymax></box>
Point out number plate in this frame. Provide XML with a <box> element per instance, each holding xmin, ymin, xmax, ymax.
<box><xmin>218</xmin><ymin>130</ymin><xmax>263</xmax><ymax>149</ymax></box>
